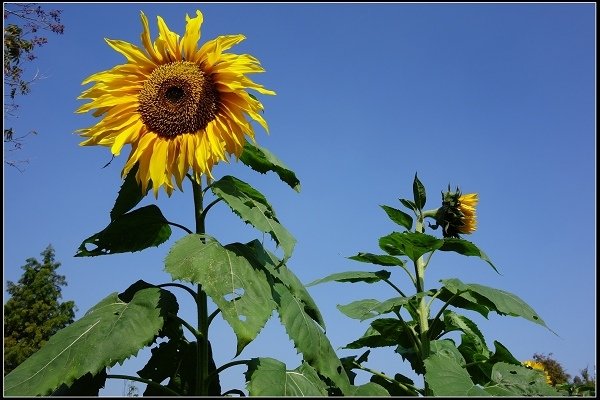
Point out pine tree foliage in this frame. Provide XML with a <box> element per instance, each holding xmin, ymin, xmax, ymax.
<box><xmin>4</xmin><ymin>245</ymin><xmax>76</xmax><ymax>375</ymax></box>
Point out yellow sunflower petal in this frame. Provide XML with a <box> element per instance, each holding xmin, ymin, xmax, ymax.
<box><xmin>180</xmin><ymin>10</ymin><xmax>203</xmax><ymax>61</ymax></box>
<box><xmin>155</xmin><ymin>16</ymin><xmax>181</xmax><ymax>62</ymax></box>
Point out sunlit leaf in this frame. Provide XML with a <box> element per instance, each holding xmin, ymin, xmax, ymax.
<box><xmin>424</xmin><ymin>350</ymin><xmax>490</xmax><ymax>396</ymax></box>
<box><xmin>164</xmin><ymin>234</ymin><xmax>275</xmax><ymax>355</ymax></box>
<box><xmin>211</xmin><ymin>176</ymin><xmax>295</xmax><ymax>259</ymax></box>
<box><xmin>441</xmin><ymin>279</ymin><xmax>552</xmax><ymax>331</ymax></box>
<box><xmin>4</xmin><ymin>283</ymin><xmax>176</xmax><ymax>396</ymax></box>
<box><xmin>245</xmin><ymin>358</ymin><xmax>328</xmax><ymax>396</ymax></box>
<box><xmin>484</xmin><ymin>362</ymin><xmax>559</xmax><ymax>396</ymax></box>
<box><xmin>274</xmin><ymin>282</ymin><xmax>352</xmax><ymax>394</ymax></box>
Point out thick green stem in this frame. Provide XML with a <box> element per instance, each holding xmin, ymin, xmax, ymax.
<box><xmin>415</xmin><ymin>214</ymin><xmax>431</xmax><ymax>396</ymax></box>
<box><xmin>192</xmin><ymin>178</ymin><xmax>209</xmax><ymax>396</ymax></box>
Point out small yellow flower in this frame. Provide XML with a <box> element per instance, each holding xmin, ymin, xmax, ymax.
<box><xmin>431</xmin><ymin>187</ymin><xmax>478</xmax><ymax>238</ymax></box>
<box><xmin>76</xmin><ymin>10</ymin><xmax>274</xmax><ymax>197</ymax></box>
<box><xmin>523</xmin><ymin>360</ymin><xmax>553</xmax><ymax>385</ymax></box>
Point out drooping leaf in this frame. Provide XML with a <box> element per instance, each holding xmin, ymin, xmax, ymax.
<box><xmin>239</xmin><ymin>141</ymin><xmax>301</xmax><ymax>192</ymax></box>
<box><xmin>484</xmin><ymin>362</ymin><xmax>559</xmax><ymax>396</ymax></box>
<box><xmin>381</xmin><ymin>205</ymin><xmax>413</xmax><ymax>230</ymax></box>
<box><xmin>307</xmin><ymin>270</ymin><xmax>391</xmax><ymax>286</ymax></box>
<box><xmin>443</xmin><ymin>311</ymin><xmax>486</xmax><ymax>348</ymax></box>
<box><xmin>441</xmin><ymin>279</ymin><xmax>552</xmax><ymax>331</ymax></box>
<box><xmin>412</xmin><ymin>173</ymin><xmax>426</xmax><ymax>211</ymax></box>
<box><xmin>489</xmin><ymin>341</ymin><xmax>521</xmax><ymax>366</ymax></box>
<box><xmin>245</xmin><ymin>358</ymin><xmax>328</xmax><ymax>396</ymax></box>
<box><xmin>440</xmin><ymin>238</ymin><xmax>499</xmax><ymax>274</ymax></box>
<box><xmin>458</xmin><ymin>333</ymin><xmax>492</xmax><ymax>385</ymax></box>
<box><xmin>348</xmin><ymin>252</ymin><xmax>406</xmax><ymax>267</ymax></box>
<box><xmin>75</xmin><ymin>205</ymin><xmax>171</xmax><ymax>257</ymax></box>
<box><xmin>4</xmin><ymin>284</ymin><xmax>177</xmax><ymax>396</ymax></box>
<box><xmin>424</xmin><ymin>351</ymin><xmax>490</xmax><ymax>396</ymax></box>
<box><xmin>211</xmin><ymin>175</ymin><xmax>295</xmax><ymax>259</ymax></box>
<box><xmin>379</xmin><ymin>232</ymin><xmax>443</xmax><ymax>262</ymax></box>
<box><xmin>164</xmin><ymin>234</ymin><xmax>275</xmax><ymax>355</ymax></box>
<box><xmin>273</xmin><ymin>281</ymin><xmax>352</xmax><ymax>394</ymax></box>
<box><xmin>239</xmin><ymin>240</ymin><xmax>326</xmax><ymax>329</ymax></box>
<box><xmin>434</xmin><ymin>287</ymin><xmax>491</xmax><ymax>318</ymax></box>
<box><xmin>110</xmin><ymin>163</ymin><xmax>150</xmax><ymax>220</ymax></box>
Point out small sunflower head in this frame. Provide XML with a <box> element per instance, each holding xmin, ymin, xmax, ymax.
<box><xmin>432</xmin><ymin>186</ymin><xmax>478</xmax><ymax>238</ymax></box>
<box><xmin>523</xmin><ymin>360</ymin><xmax>553</xmax><ymax>385</ymax></box>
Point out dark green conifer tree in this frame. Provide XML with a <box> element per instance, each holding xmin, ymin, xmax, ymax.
<box><xmin>4</xmin><ymin>245</ymin><xmax>76</xmax><ymax>374</ymax></box>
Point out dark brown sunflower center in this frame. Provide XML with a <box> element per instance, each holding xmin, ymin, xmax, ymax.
<box><xmin>138</xmin><ymin>61</ymin><xmax>218</xmax><ymax>137</ymax></box>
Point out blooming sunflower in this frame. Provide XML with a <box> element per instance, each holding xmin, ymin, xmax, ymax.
<box><xmin>431</xmin><ymin>188</ymin><xmax>478</xmax><ymax>238</ymax></box>
<box><xmin>77</xmin><ymin>10</ymin><xmax>274</xmax><ymax>197</ymax></box>
<box><xmin>523</xmin><ymin>360</ymin><xmax>553</xmax><ymax>385</ymax></box>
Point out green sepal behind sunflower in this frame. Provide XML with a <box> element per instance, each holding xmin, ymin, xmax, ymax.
<box><xmin>430</xmin><ymin>186</ymin><xmax>465</xmax><ymax>238</ymax></box>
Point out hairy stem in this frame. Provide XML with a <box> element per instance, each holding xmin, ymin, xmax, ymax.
<box><xmin>192</xmin><ymin>178</ymin><xmax>209</xmax><ymax>396</ymax></box>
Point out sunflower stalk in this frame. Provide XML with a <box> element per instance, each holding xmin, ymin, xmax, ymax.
<box><xmin>415</xmin><ymin>212</ymin><xmax>431</xmax><ymax>396</ymax></box>
<box><xmin>192</xmin><ymin>178</ymin><xmax>210</xmax><ymax>396</ymax></box>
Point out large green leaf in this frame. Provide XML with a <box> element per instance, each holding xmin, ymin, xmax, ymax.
<box><xmin>75</xmin><ymin>205</ymin><xmax>171</xmax><ymax>257</ymax></box>
<box><xmin>307</xmin><ymin>270</ymin><xmax>391</xmax><ymax>286</ymax></box>
<box><xmin>338</xmin><ymin>296</ymin><xmax>414</xmax><ymax>321</ymax></box>
<box><xmin>238</xmin><ymin>240</ymin><xmax>326</xmax><ymax>329</ymax></box>
<box><xmin>4</xmin><ymin>284</ymin><xmax>176</xmax><ymax>396</ymax></box>
<box><xmin>484</xmin><ymin>362</ymin><xmax>559</xmax><ymax>396</ymax></box>
<box><xmin>381</xmin><ymin>205</ymin><xmax>413</xmax><ymax>230</ymax></box>
<box><xmin>348</xmin><ymin>252</ymin><xmax>406</xmax><ymax>267</ymax></box>
<box><xmin>412</xmin><ymin>173</ymin><xmax>426</xmax><ymax>211</ymax></box>
<box><xmin>239</xmin><ymin>141</ymin><xmax>301</xmax><ymax>192</ymax></box>
<box><xmin>441</xmin><ymin>279</ymin><xmax>551</xmax><ymax>330</ymax></box>
<box><xmin>434</xmin><ymin>287</ymin><xmax>491</xmax><ymax>318</ymax></box>
<box><xmin>379</xmin><ymin>232</ymin><xmax>443</xmax><ymax>262</ymax></box>
<box><xmin>440</xmin><ymin>238</ymin><xmax>499</xmax><ymax>274</ymax></box>
<box><xmin>245</xmin><ymin>358</ymin><xmax>328</xmax><ymax>396</ymax></box>
<box><xmin>443</xmin><ymin>311</ymin><xmax>486</xmax><ymax>348</ymax></box>
<box><xmin>458</xmin><ymin>333</ymin><xmax>492</xmax><ymax>385</ymax></box>
<box><xmin>110</xmin><ymin>163</ymin><xmax>150</xmax><ymax>220</ymax></box>
<box><xmin>164</xmin><ymin>234</ymin><xmax>276</xmax><ymax>355</ymax></box>
<box><xmin>273</xmin><ymin>281</ymin><xmax>352</xmax><ymax>394</ymax></box>
<box><xmin>424</xmin><ymin>351</ymin><xmax>490</xmax><ymax>396</ymax></box>
<box><xmin>430</xmin><ymin>339</ymin><xmax>466</xmax><ymax>365</ymax></box>
<box><xmin>211</xmin><ymin>175</ymin><xmax>295</xmax><ymax>259</ymax></box>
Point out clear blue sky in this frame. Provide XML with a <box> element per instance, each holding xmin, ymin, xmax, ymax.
<box><xmin>4</xmin><ymin>3</ymin><xmax>595</xmax><ymax>396</ymax></box>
